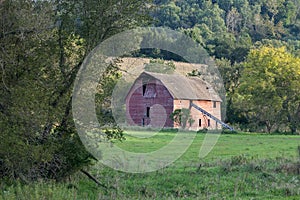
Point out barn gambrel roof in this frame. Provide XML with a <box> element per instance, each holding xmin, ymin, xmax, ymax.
<box><xmin>139</xmin><ymin>72</ymin><xmax>222</xmax><ymax>102</ymax></box>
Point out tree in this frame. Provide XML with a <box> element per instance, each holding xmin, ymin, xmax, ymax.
<box><xmin>234</xmin><ymin>46</ymin><xmax>300</xmax><ymax>133</ymax></box>
<box><xmin>0</xmin><ymin>0</ymin><xmax>151</xmax><ymax>182</ymax></box>
<box><xmin>264</xmin><ymin>0</ymin><xmax>285</xmax><ymax>23</ymax></box>
<box><xmin>226</xmin><ymin>7</ymin><xmax>242</xmax><ymax>34</ymax></box>
<box><xmin>216</xmin><ymin>59</ymin><xmax>245</xmax><ymax>124</ymax></box>
<box><xmin>170</xmin><ymin>108</ymin><xmax>194</xmax><ymax>129</ymax></box>
<box><xmin>154</xmin><ymin>1</ymin><xmax>181</xmax><ymax>29</ymax></box>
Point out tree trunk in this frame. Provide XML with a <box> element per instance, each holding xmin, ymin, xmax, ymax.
<box><xmin>266</xmin><ymin>121</ymin><xmax>272</xmax><ymax>133</ymax></box>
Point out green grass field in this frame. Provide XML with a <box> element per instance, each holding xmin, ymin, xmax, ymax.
<box><xmin>118</xmin><ymin>131</ymin><xmax>299</xmax><ymax>159</ymax></box>
<box><xmin>1</xmin><ymin>132</ymin><xmax>300</xmax><ymax>199</ymax></box>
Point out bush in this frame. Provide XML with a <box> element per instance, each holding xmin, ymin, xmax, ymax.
<box><xmin>221</xmin><ymin>129</ymin><xmax>238</xmax><ymax>134</ymax></box>
<box><xmin>0</xmin><ymin>119</ymin><xmax>94</xmax><ymax>182</ymax></box>
<box><xmin>197</xmin><ymin>128</ymin><xmax>208</xmax><ymax>134</ymax></box>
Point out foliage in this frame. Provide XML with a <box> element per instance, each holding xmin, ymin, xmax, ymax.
<box><xmin>197</xmin><ymin>128</ymin><xmax>208</xmax><ymax>133</ymax></box>
<box><xmin>234</xmin><ymin>46</ymin><xmax>300</xmax><ymax>133</ymax></box>
<box><xmin>151</xmin><ymin>0</ymin><xmax>300</xmax><ymax>60</ymax></box>
<box><xmin>95</xmin><ymin>60</ymin><xmax>123</xmax><ymax>125</ymax></box>
<box><xmin>187</xmin><ymin>69</ymin><xmax>202</xmax><ymax>77</ymax></box>
<box><xmin>2</xmin><ymin>0</ymin><xmax>300</xmax><ymax>190</ymax></box>
<box><xmin>169</xmin><ymin>108</ymin><xmax>193</xmax><ymax>129</ymax></box>
<box><xmin>0</xmin><ymin>0</ymin><xmax>151</xmax><ymax>182</ymax></box>
<box><xmin>148</xmin><ymin>1</ymin><xmax>300</xmax><ymax>133</ymax></box>
<box><xmin>144</xmin><ymin>58</ymin><xmax>176</xmax><ymax>74</ymax></box>
<box><xmin>103</xmin><ymin>126</ymin><xmax>126</xmax><ymax>143</ymax></box>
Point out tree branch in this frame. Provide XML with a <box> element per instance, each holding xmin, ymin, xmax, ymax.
<box><xmin>80</xmin><ymin>169</ymin><xmax>115</xmax><ymax>189</ymax></box>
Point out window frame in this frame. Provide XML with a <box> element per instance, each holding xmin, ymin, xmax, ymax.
<box><xmin>146</xmin><ymin>107</ymin><xmax>150</xmax><ymax>117</ymax></box>
<box><xmin>213</xmin><ymin>101</ymin><xmax>217</xmax><ymax>108</ymax></box>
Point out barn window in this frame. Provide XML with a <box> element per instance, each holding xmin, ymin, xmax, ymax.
<box><xmin>199</xmin><ymin>119</ymin><xmax>201</xmax><ymax>127</ymax></box>
<box><xmin>144</xmin><ymin>84</ymin><xmax>156</xmax><ymax>98</ymax></box>
<box><xmin>146</xmin><ymin>107</ymin><xmax>150</xmax><ymax>117</ymax></box>
<box><xmin>142</xmin><ymin>84</ymin><xmax>147</xmax><ymax>96</ymax></box>
<box><xmin>213</xmin><ymin>101</ymin><xmax>217</xmax><ymax>108</ymax></box>
<box><xmin>142</xmin><ymin>118</ymin><xmax>145</xmax><ymax>126</ymax></box>
<box><xmin>207</xmin><ymin>119</ymin><xmax>211</xmax><ymax>127</ymax></box>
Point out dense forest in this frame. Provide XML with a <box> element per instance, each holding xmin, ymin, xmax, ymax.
<box><xmin>0</xmin><ymin>0</ymin><xmax>299</xmax><ymax>183</ymax></box>
<box><xmin>149</xmin><ymin>0</ymin><xmax>300</xmax><ymax>133</ymax></box>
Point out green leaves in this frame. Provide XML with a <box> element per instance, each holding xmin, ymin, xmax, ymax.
<box><xmin>0</xmin><ymin>0</ymin><xmax>152</xmax><ymax>182</ymax></box>
<box><xmin>144</xmin><ymin>58</ymin><xmax>176</xmax><ymax>74</ymax></box>
<box><xmin>234</xmin><ymin>46</ymin><xmax>300</xmax><ymax>133</ymax></box>
<box><xmin>170</xmin><ymin>108</ymin><xmax>193</xmax><ymax>129</ymax></box>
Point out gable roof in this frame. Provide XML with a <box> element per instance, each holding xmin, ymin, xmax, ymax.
<box><xmin>139</xmin><ymin>72</ymin><xmax>222</xmax><ymax>102</ymax></box>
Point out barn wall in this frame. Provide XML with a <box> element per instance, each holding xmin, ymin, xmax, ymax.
<box><xmin>173</xmin><ymin>100</ymin><xmax>222</xmax><ymax>130</ymax></box>
<box><xmin>125</xmin><ymin>79</ymin><xmax>141</xmax><ymax>126</ymax></box>
<box><xmin>126</xmin><ymin>75</ymin><xmax>223</xmax><ymax>130</ymax></box>
<box><xmin>126</xmin><ymin>78</ymin><xmax>174</xmax><ymax>127</ymax></box>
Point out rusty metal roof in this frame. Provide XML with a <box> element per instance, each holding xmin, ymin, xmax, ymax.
<box><xmin>140</xmin><ymin>72</ymin><xmax>222</xmax><ymax>102</ymax></box>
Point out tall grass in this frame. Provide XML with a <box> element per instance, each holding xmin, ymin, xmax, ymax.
<box><xmin>1</xmin><ymin>133</ymin><xmax>299</xmax><ymax>199</ymax></box>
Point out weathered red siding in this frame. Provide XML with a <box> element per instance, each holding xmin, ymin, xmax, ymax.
<box><xmin>125</xmin><ymin>74</ymin><xmax>222</xmax><ymax>130</ymax></box>
<box><xmin>126</xmin><ymin>78</ymin><xmax>174</xmax><ymax>127</ymax></box>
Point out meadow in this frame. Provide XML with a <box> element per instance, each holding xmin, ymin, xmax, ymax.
<box><xmin>1</xmin><ymin>131</ymin><xmax>300</xmax><ymax>199</ymax></box>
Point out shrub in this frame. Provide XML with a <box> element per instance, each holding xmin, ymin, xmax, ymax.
<box><xmin>197</xmin><ymin>128</ymin><xmax>208</xmax><ymax>134</ymax></box>
<box><xmin>221</xmin><ymin>129</ymin><xmax>238</xmax><ymax>134</ymax></box>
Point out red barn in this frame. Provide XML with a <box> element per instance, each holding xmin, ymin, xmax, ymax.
<box><xmin>125</xmin><ymin>71</ymin><xmax>225</xmax><ymax>130</ymax></box>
